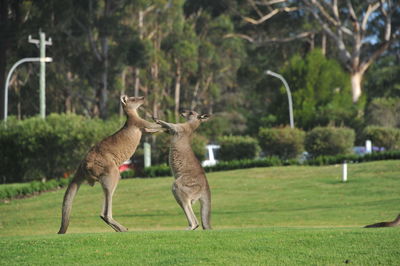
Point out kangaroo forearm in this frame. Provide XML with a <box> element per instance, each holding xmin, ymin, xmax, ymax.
<box><xmin>157</xmin><ymin>119</ymin><xmax>178</xmax><ymax>133</ymax></box>
<box><xmin>142</xmin><ymin>120</ymin><xmax>163</xmax><ymax>129</ymax></box>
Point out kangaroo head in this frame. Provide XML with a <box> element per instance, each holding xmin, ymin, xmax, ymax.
<box><xmin>120</xmin><ymin>95</ymin><xmax>144</xmax><ymax>113</ymax></box>
<box><xmin>180</xmin><ymin>110</ymin><xmax>210</xmax><ymax>132</ymax></box>
<box><xmin>180</xmin><ymin>110</ymin><xmax>210</xmax><ymax>123</ymax></box>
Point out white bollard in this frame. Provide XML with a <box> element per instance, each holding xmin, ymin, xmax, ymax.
<box><xmin>342</xmin><ymin>161</ymin><xmax>347</xmax><ymax>182</ymax></box>
<box><xmin>366</xmin><ymin>140</ymin><xmax>372</xmax><ymax>154</ymax></box>
<box><xmin>144</xmin><ymin>142</ymin><xmax>151</xmax><ymax>168</ymax></box>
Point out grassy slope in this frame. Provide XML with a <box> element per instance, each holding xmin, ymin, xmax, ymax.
<box><xmin>0</xmin><ymin>160</ymin><xmax>399</xmax><ymax>265</ymax></box>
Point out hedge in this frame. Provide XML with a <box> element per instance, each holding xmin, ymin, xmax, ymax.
<box><xmin>0</xmin><ymin>114</ymin><xmax>122</xmax><ymax>183</ymax></box>
<box><xmin>305</xmin><ymin>127</ymin><xmax>355</xmax><ymax>157</ymax></box>
<box><xmin>217</xmin><ymin>135</ymin><xmax>260</xmax><ymax>161</ymax></box>
<box><xmin>0</xmin><ymin>178</ymin><xmax>70</xmax><ymax>200</ymax></box>
<box><xmin>362</xmin><ymin>126</ymin><xmax>400</xmax><ymax>150</ymax></box>
<box><xmin>3</xmin><ymin>150</ymin><xmax>400</xmax><ymax>200</ymax></box>
<box><xmin>258</xmin><ymin>127</ymin><xmax>305</xmax><ymax>159</ymax></box>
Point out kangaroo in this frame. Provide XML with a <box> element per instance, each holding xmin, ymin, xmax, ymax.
<box><xmin>364</xmin><ymin>214</ymin><xmax>400</xmax><ymax>228</ymax></box>
<box><xmin>154</xmin><ymin>110</ymin><xmax>212</xmax><ymax>230</ymax></box>
<box><xmin>58</xmin><ymin>95</ymin><xmax>162</xmax><ymax>234</ymax></box>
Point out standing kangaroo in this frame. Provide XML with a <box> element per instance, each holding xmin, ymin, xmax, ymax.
<box><xmin>364</xmin><ymin>214</ymin><xmax>400</xmax><ymax>228</ymax></box>
<box><xmin>154</xmin><ymin>110</ymin><xmax>212</xmax><ymax>230</ymax></box>
<box><xmin>58</xmin><ymin>95</ymin><xmax>162</xmax><ymax>234</ymax></box>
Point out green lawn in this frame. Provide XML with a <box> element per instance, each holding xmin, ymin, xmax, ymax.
<box><xmin>0</xmin><ymin>160</ymin><xmax>399</xmax><ymax>265</ymax></box>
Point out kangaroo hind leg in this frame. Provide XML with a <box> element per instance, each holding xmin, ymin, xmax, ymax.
<box><xmin>200</xmin><ymin>192</ymin><xmax>212</xmax><ymax>230</ymax></box>
<box><xmin>58</xmin><ymin>177</ymin><xmax>84</xmax><ymax>234</ymax></box>
<box><xmin>100</xmin><ymin>171</ymin><xmax>128</xmax><ymax>232</ymax></box>
<box><xmin>172</xmin><ymin>184</ymin><xmax>199</xmax><ymax>230</ymax></box>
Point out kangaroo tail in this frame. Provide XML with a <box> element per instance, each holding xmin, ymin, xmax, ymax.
<box><xmin>200</xmin><ymin>190</ymin><xmax>212</xmax><ymax>230</ymax></box>
<box><xmin>57</xmin><ymin>175</ymin><xmax>83</xmax><ymax>234</ymax></box>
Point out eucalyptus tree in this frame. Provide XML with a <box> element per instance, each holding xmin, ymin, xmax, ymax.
<box><xmin>242</xmin><ymin>0</ymin><xmax>400</xmax><ymax>103</ymax></box>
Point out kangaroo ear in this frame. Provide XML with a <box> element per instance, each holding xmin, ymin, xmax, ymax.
<box><xmin>120</xmin><ymin>95</ymin><xmax>128</xmax><ymax>106</ymax></box>
<box><xmin>180</xmin><ymin>110</ymin><xmax>190</xmax><ymax>118</ymax></box>
<box><xmin>198</xmin><ymin>114</ymin><xmax>210</xmax><ymax>121</ymax></box>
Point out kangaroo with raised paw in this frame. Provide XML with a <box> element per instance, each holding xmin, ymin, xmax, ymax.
<box><xmin>58</xmin><ymin>95</ymin><xmax>162</xmax><ymax>234</ymax></box>
<box><xmin>364</xmin><ymin>213</ymin><xmax>400</xmax><ymax>228</ymax></box>
<box><xmin>154</xmin><ymin>110</ymin><xmax>212</xmax><ymax>230</ymax></box>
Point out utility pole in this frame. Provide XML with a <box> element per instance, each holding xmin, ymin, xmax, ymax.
<box><xmin>28</xmin><ymin>30</ymin><xmax>52</xmax><ymax>119</ymax></box>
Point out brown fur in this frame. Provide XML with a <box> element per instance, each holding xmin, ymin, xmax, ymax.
<box><xmin>364</xmin><ymin>214</ymin><xmax>400</xmax><ymax>228</ymax></box>
<box><xmin>154</xmin><ymin>111</ymin><xmax>212</xmax><ymax>230</ymax></box>
<box><xmin>58</xmin><ymin>95</ymin><xmax>162</xmax><ymax>234</ymax></box>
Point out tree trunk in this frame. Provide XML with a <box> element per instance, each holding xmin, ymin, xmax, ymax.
<box><xmin>0</xmin><ymin>41</ymin><xmax>6</xmax><ymax>121</ymax></box>
<box><xmin>351</xmin><ymin>71</ymin><xmax>363</xmax><ymax>103</ymax></box>
<box><xmin>321</xmin><ymin>33</ymin><xmax>326</xmax><ymax>55</ymax></box>
<box><xmin>0</xmin><ymin>0</ymin><xmax>8</xmax><ymax>120</ymax></box>
<box><xmin>190</xmin><ymin>81</ymin><xmax>200</xmax><ymax>110</ymax></box>
<box><xmin>135</xmin><ymin>10</ymin><xmax>143</xmax><ymax>98</ymax></box>
<box><xmin>99</xmin><ymin>45</ymin><xmax>109</xmax><ymax>119</ymax></box>
<box><xmin>134</xmin><ymin>68</ymin><xmax>140</xmax><ymax>97</ymax></box>
<box><xmin>174</xmin><ymin>62</ymin><xmax>182</xmax><ymax>122</ymax></box>
<box><xmin>120</xmin><ymin>68</ymin><xmax>127</xmax><ymax>117</ymax></box>
<box><xmin>99</xmin><ymin>0</ymin><xmax>110</xmax><ymax>119</ymax></box>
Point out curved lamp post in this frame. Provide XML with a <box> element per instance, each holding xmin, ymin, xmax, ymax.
<box><xmin>3</xmin><ymin>57</ymin><xmax>53</xmax><ymax>123</ymax></box>
<box><xmin>265</xmin><ymin>70</ymin><xmax>294</xmax><ymax>128</ymax></box>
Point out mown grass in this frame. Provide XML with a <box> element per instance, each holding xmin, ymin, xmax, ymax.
<box><xmin>0</xmin><ymin>160</ymin><xmax>399</xmax><ymax>265</ymax></box>
<box><xmin>1</xmin><ymin>227</ymin><xmax>399</xmax><ymax>265</ymax></box>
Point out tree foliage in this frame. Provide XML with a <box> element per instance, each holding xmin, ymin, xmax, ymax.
<box><xmin>0</xmin><ymin>0</ymin><xmax>398</xmax><ymax>141</ymax></box>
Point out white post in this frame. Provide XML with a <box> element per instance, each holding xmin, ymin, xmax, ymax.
<box><xmin>342</xmin><ymin>161</ymin><xmax>347</xmax><ymax>182</ymax></box>
<box><xmin>366</xmin><ymin>140</ymin><xmax>372</xmax><ymax>154</ymax></box>
<box><xmin>144</xmin><ymin>142</ymin><xmax>151</xmax><ymax>168</ymax></box>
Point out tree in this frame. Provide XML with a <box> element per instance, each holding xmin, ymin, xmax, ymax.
<box><xmin>270</xmin><ymin>49</ymin><xmax>354</xmax><ymax>130</ymax></box>
<box><xmin>302</xmin><ymin>0</ymin><xmax>399</xmax><ymax>103</ymax></box>
<box><xmin>364</xmin><ymin>51</ymin><xmax>400</xmax><ymax>100</ymax></box>
<box><xmin>0</xmin><ymin>0</ymin><xmax>32</xmax><ymax>119</ymax></box>
<box><xmin>242</xmin><ymin>0</ymin><xmax>400</xmax><ymax>103</ymax></box>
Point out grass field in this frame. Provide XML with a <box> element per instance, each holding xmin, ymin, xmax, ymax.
<box><xmin>0</xmin><ymin>160</ymin><xmax>399</xmax><ymax>265</ymax></box>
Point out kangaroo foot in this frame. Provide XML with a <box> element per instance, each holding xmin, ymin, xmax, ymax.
<box><xmin>186</xmin><ymin>224</ymin><xmax>199</xmax><ymax>231</ymax></box>
<box><xmin>100</xmin><ymin>216</ymin><xmax>128</xmax><ymax>232</ymax></box>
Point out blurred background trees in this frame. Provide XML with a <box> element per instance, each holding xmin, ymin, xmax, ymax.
<box><xmin>0</xmin><ymin>0</ymin><xmax>399</xmax><ymax>138</ymax></box>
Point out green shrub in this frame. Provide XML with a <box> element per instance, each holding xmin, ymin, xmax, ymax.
<box><xmin>217</xmin><ymin>135</ymin><xmax>260</xmax><ymax>161</ymax></box>
<box><xmin>258</xmin><ymin>127</ymin><xmax>305</xmax><ymax>159</ymax></box>
<box><xmin>205</xmin><ymin>157</ymin><xmax>283</xmax><ymax>172</ymax></box>
<box><xmin>0</xmin><ymin>114</ymin><xmax>122</xmax><ymax>183</ymax></box>
<box><xmin>121</xmin><ymin>169</ymin><xmax>135</xmax><ymax>179</ymax></box>
<box><xmin>151</xmin><ymin>134</ymin><xmax>171</xmax><ymax>165</ymax></box>
<box><xmin>362</xmin><ymin>126</ymin><xmax>400</xmax><ymax>150</ymax></box>
<box><xmin>305</xmin><ymin>127</ymin><xmax>355</xmax><ymax>157</ymax></box>
<box><xmin>142</xmin><ymin>164</ymin><xmax>171</xmax><ymax>178</ymax></box>
<box><xmin>306</xmin><ymin>151</ymin><xmax>400</xmax><ymax>166</ymax></box>
<box><xmin>151</xmin><ymin>133</ymin><xmax>209</xmax><ymax>165</ymax></box>
<box><xmin>191</xmin><ymin>134</ymin><xmax>208</xmax><ymax>162</ymax></box>
<box><xmin>365</xmin><ymin>98</ymin><xmax>400</xmax><ymax>128</ymax></box>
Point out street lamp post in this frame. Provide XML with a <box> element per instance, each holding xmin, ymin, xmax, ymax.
<box><xmin>265</xmin><ymin>70</ymin><xmax>294</xmax><ymax>128</ymax></box>
<box><xmin>3</xmin><ymin>57</ymin><xmax>53</xmax><ymax>123</ymax></box>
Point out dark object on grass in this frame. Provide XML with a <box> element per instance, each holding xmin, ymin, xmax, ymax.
<box><xmin>364</xmin><ymin>214</ymin><xmax>400</xmax><ymax>228</ymax></box>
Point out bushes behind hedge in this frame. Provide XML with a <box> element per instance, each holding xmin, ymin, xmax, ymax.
<box><xmin>258</xmin><ymin>127</ymin><xmax>305</xmax><ymax>159</ymax></box>
<box><xmin>137</xmin><ymin>150</ymin><xmax>400</xmax><ymax>177</ymax></box>
<box><xmin>305</xmin><ymin>127</ymin><xmax>355</xmax><ymax>157</ymax></box>
<box><xmin>362</xmin><ymin>126</ymin><xmax>400</xmax><ymax>150</ymax></box>
<box><xmin>0</xmin><ymin>114</ymin><xmax>122</xmax><ymax>183</ymax></box>
<box><xmin>217</xmin><ymin>135</ymin><xmax>260</xmax><ymax>161</ymax></box>
<box><xmin>3</xmin><ymin>150</ymin><xmax>400</xmax><ymax>200</ymax></box>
